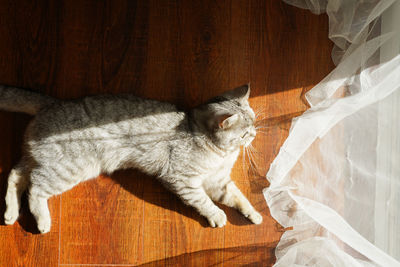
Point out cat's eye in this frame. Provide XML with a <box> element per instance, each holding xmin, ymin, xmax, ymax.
<box><xmin>241</xmin><ymin>132</ymin><xmax>248</xmax><ymax>138</ymax></box>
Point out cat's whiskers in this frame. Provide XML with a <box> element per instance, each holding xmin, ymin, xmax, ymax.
<box><xmin>255</xmin><ymin>129</ymin><xmax>270</xmax><ymax>137</ymax></box>
<box><xmin>255</xmin><ymin>119</ymin><xmax>272</xmax><ymax>127</ymax></box>
<box><xmin>254</xmin><ymin>112</ymin><xmax>269</xmax><ymax>124</ymax></box>
<box><xmin>255</xmin><ymin>125</ymin><xmax>271</xmax><ymax>129</ymax></box>
<box><xmin>247</xmin><ymin>147</ymin><xmax>259</xmax><ymax>170</ymax></box>
<box><xmin>249</xmin><ymin>144</ymin><xmax>257</xmax><ymax>152</ymax></box>
<box><xmin>244</xmin><ymin>146</ymin><xmax>259</xmax><ymax>178</ymax></box>
<box><xmin>241</xmin><ymin>147</ymin><xmax>247</xmax><ymax>178</ymax></box>
<box><xmin>254</xmin><ymin>107</ymin><xmax>267</xmax><ymax>119</ymax></box>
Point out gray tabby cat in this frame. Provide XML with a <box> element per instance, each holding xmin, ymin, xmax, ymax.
<box><xmin>1</xmin><ymin>84</ymin><xmax>262</xmax><ymax>233</ymax></box>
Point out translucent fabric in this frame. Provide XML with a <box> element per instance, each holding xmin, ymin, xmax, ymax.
<box><xmin>283</xmin><ymin>0</ymin><xmax>395</xmax><ymax>64</ymax></box>
<box><xmin>264</xmin><ymin>1</ymin><xmax>400</xmax><ymax>266</ymax></box>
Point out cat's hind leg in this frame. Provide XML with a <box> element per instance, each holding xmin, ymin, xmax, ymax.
<box><xmin>26</xmin><ymin>161</ymin><xmax>99</xmax><ymax>234</ymax></box>
<box><xmin>28</xmin><ymin>186</ymin><xmax>51</xmax><ymax>234</ymax></box>
<box><xmin>4</xmin><ymin>161</ymin><xmax>29</xmax><ymax>225</ymax></box>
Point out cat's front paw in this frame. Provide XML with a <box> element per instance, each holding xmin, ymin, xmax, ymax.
<box><xmin>247</xmin><ymin>211</ymin><xmax>263</xmax><ymax>225</ymax></box>
<box><xmin>37</xmin><ymin>218</ymin><xmax>51</xmax><ymax>234</ymax></box>
<box><xmin>207</xmin><ymin>209</ymin><xmax>227</xmax><ymax>228</ymax></box>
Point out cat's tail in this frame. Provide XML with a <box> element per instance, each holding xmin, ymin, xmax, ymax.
<box><xmin>0</xmin><ymin>85</ymin><xmax>57</xmax><ymax>115</ymax></box>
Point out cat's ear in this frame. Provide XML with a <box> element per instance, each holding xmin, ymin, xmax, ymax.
<box><xmin>217</xmin><ymin>114</ymin><xmax>239</xmax><ymax>129</ymax></box>
<box><xmin>222</xmin><ymin>84</ymin><xmax>250</xmax><ymax>104</ymax></box>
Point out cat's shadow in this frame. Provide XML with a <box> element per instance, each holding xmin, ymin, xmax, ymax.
<box><xmin>112</xmin><ymin>169</ymin><xmax>255</xmax><ymax>227</ymax></box>
<box><xmin>0</xmin><ymin>168</ymin><xmax>256</xmax><ymax>235</ymax></box>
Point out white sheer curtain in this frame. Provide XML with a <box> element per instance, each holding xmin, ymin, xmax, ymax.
<box><xmin>264</xmin><ymin>1</ymin><xmax>400</xmax><ymax>266</ymax></box>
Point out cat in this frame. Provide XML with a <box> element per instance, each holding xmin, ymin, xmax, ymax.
<box><xmin>1</xmin><ymin>84</ymin><xmax>262</xmax><ymax>233</ymax></box>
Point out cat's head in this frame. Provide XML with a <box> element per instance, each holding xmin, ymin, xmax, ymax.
<box><xmin>193</xmin><ymin>84</ymin><xmax>257</xmax><ymax>152</ymax></box>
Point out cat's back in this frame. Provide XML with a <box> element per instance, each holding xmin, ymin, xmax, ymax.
<box><xmin>83</xmin><ymin>94</ymin><xmax>178</xmax><ymax>121</ymax></box>
<box><xmin>29</xmin><ymin>94</ymin><xmax>186</xmax><ymax>140</ymax></box>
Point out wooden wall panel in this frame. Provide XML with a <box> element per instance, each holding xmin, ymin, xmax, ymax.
<box><xmin>0</xmin><ymin>0</ymin><xmax>334</xmax><ymax>266</ymax></box>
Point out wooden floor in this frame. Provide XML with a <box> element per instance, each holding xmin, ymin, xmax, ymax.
<box><xmin>0</xmin><ymin>1</ymin><xmax>334</xmax><ymax>266</ymax></box>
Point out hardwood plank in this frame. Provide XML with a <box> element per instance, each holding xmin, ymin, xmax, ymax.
<box><xmin>0</xmin><ymin>1</ymin><xmax>61</xmax><ymax>266</ymax></box>
<box><xmin>56</xmin><ymin>0</ymin><xmax>151</xmax><ymax>98</ymax></box>
<box><xmin>0</xmin><ymin>0</ymin><xmax>60</xmax><ymax>92</ymax></box>
<box><xmin>0</xmin><ymin>113</ymin><xmax>60</xmax><ymax>267</ymax></box>
<box><xmin>60</xmin><ymin>173</ymin><xmax>144</xmax><ymax>265</ymax></box>
<box><xmin>0</xmin><ymin>0</ymin><xmax>334</xmax><ymax>266</ymax></box>
<box><xmin>142</xmin><ymin>187</ymin><xmax>224</xmax><ymax>265</ymax></box>
<box><xmin>0</xmin><ymin>197</ymin><xmax>60</xmax><ymax>267</ymax></box>
<box><xmin>142</xmin><ymin>220</ymin><xmax>224</xmax><ymax>266</ymax></box>
<box><xmin>222</xmin><ymin>1</ymin><xmax>334</xmax><ymax>267</ymax></box>
<box><xmin>142</xmin><ymin>1</ymin><xmax>229</xmax><ymax>265</ymax></box>
<box><xmin>144</xmin><ymin>0</ymin><xmax>183</xmax><ymax>102</ymax></box>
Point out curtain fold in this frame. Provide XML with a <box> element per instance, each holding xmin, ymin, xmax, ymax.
<box><xmin>265</xmin><ymin>1</ymin><xmax>400</xmax><ymax>266</ymax></box>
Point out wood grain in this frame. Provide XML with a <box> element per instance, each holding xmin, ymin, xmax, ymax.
<box><xmin>0</xmin><ymin>0</ymin><xmax>334</xmax><ymax>266</ymax></box>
